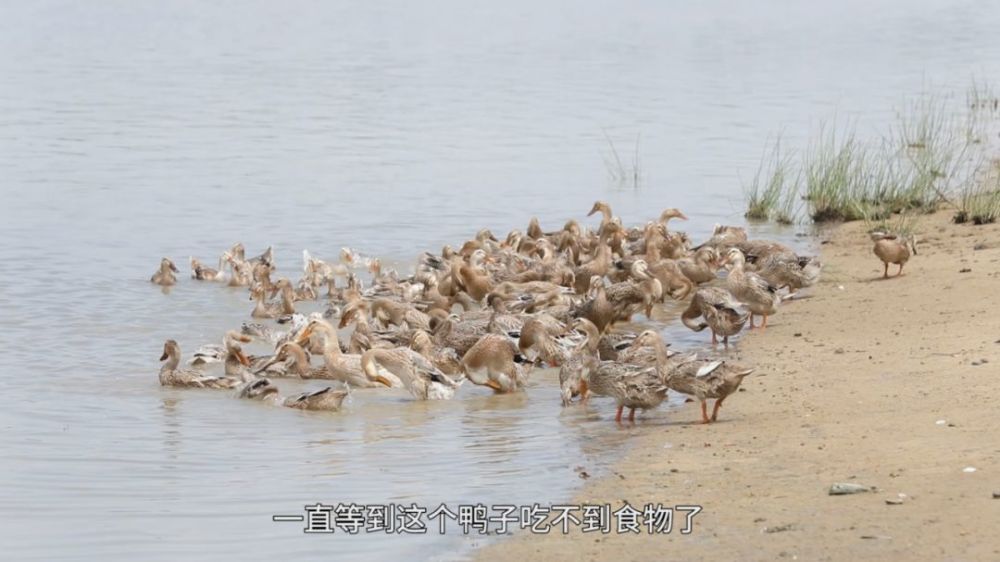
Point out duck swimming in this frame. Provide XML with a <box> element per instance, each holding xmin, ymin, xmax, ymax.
<box><xmin>151</xmin><ymin>258</ymin><xmax>179</xmax><ymax>286</ymax></box>
<box><xmin>361</xmin><ymin>347</ymin><xmax>463</xmax><ymax>400</ymax></box>
<box><xmin>236</xmin><ymin>378</ymin><xmax>349</xmax><ymax>411</ymax></box>
<box><xmin>159</xmin><ymin>340</ymin><xmax>240</xmax><ymax>389</ymax></box>
<box><xmin>190</xmin><ymin>256</ymin><xmax>225</xmax><ymax>281</ymax></box>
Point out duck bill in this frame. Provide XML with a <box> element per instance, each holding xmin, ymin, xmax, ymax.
<box><xmin>484</xmin><ymin>379</ymin><xmax>504</xmax><ymax>392</ymax></box>
<box><xmin>374</xmin><ymin>375</ymin><xmax>394</xmax><ymax>388</ymax></box>
<box><xmin>296</xmin><ymin>327</ymin><xmax>314</xmax><ymax>346</ymax></box>
<box><xmin>169</xmin><ymin>262</ymin><xmax>179</xmax><ymax>272</ymax></box>
<box><xmin>159</xmin><ymin>351</ymin><xmax>169</xmax><ymax>361</ymax></box>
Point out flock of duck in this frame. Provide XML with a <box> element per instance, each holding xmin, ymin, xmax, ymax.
<box><xmin>153</xmin><ymin>201</ymin><xmax>822</xmax><ymax>424</ymax></box>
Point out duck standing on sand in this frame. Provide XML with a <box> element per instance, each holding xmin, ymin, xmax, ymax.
<box><xmin>663</xmin><ymin>358</ymin><xmax>754</xmax><ymax>424</ymax></box>
<box><xmin>871</xmin><ymin>231</ymin><xmax>917</xmax><ymax>278</ymax></box>
<box><xmin>723</xmin><ymin>248</ymin><xmax>781</xmax><ymax>330</ymax></box>
<box><xmin>151</xmin><ymin>258</ymin><xmax>179</xmax><ymax>286</ymax></box>
<box><xmin>681</xmin><ymin>286</ymin><xmax>748</xmax><ymax>345</ymax></box>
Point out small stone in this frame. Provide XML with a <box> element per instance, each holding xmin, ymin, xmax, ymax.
<box><xmin>829</xmin><ymin>483</ymin><xmax>871</xmax><ymax>495</ymax></box>
<box><xmin>670</xmin><ymin>468</ymin><xmax>679</xmax><ymax>473</ymax></box>
<box><xmin>935</xmin><ymin>419</ymin><xmax>947</xmax><ymax>425</ymax></box>
<box><xmin>578</xmin><ymin>471</ymin><xmax>590</xmax><ymax>480</ymax></box>
<box><xmin>885</xmin><ymin>498</ymin><xmax>905</xmax><ymax>505</ymax></box>
<box><xmin>763</xmin><ymin>523</ymin><xmax>794</xmax><ymax>533</ymax></box>
<box><xmin>794</xmin><ymin>333</ymin><xmax>803</xmax><ymax>337</ymax></box>
<box><xmin>963</xmin><ymin>467</ymin><xmax>977</xmax><ymax>473</ymax></box>
<box><xmin>992</xmin><ymin>491</ymin><xmax>1000</xmax><ymax>499</ymax></box>
<box><xmin>959</xmin><ymin>268</ymin><xmax>972</xmax><ymax>273</ymax></box>
<box><xmin>835</xmin><ymin>348</ymin><xmax>845</xmax><ymax>354</ymax></box>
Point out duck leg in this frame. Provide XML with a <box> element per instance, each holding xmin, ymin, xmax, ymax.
<box><xmin>700</xmin><ymin>401</ymin><xmax>710</xmax><ymax>424</ymax></box>
<box><xmin>628</xmin><ymin>407</ymin><xmax>636</xmax><ymax>422</ymax></box>
<box><xmin>897</xmin><ymin>263</ymin><xmax>904</xmax><ymax>277</ymax></box>
<box><xmin>882</xmin><ymin>263</ymin><xmax>889</xmax><ymax>279</ymax></box>
<box><xmin>747</xmin><ymin>314</ymin><xmax>756</xmax><ymax>330</ymax></box>
<box><xmin>615</xmin><ymin>405</ymin><xmax>624</xmax><ymax>423</ymax></box>
<box><xmin>711</xmin><ymin>331</ymin><xmax>718</xmax><ymax>345</ymax></box>
<box><xmin>723</xmin><ymin>335</ymin><xmax>730</xmax><ymax>347</ymax></box>
<box><xmin>761</xmin><ymin>315</ymin><xmax>769</xmax><ymax>329</ymax></box>
<box><xmin>710</xmin><ymin>397</ymin><xmax>725</xmax><ymax>422</ymax></box>
<box><xmin>579</xmin><ymin>380</ymin><xmax>589</xmax><ymax>403</ymax></box>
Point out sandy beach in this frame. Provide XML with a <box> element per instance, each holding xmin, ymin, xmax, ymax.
<box><xmin>478</xmin><ymin>210</ymin><xmax>1000</xmax><ymax>561</ymax></box>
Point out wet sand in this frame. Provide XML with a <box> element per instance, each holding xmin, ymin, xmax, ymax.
<box><xmin>478</xmin><ymin>210</ymin><xmax>1000</xmax><ymax>561</ymax></box>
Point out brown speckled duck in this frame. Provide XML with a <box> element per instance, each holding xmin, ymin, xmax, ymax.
<box><xmin>151</xmin><ymin>258</ymin><xmax>179</xmax><ymax>286</ymax></box>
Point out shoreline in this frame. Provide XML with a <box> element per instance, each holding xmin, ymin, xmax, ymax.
<box><xmin>477</xmin><ymin>210</ymin><xmax>1000</xmax><ymax>560</ymax></box>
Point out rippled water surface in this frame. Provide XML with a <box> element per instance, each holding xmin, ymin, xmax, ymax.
<box><xmin>2</xmin><ymin>1</ymin><xmax>1000</xmax><ymax>559</ymax></box>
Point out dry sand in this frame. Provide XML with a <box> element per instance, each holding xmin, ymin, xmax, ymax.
<box><xmin>478</xmin><ymin>210</ymin><xmax>1000</xmax><ymax>561</ymax></box>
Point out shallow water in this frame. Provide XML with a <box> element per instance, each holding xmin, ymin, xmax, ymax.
<box><xmin>2</xmin><ymin>0</ymin><xmax>1000</xmax><ymax>559</ymax></box>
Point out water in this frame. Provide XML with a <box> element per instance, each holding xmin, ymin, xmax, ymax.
<box><xmin>2</xmin><ymin>0</ymin><xmax>999</xmax><ymax>559</ymax></box>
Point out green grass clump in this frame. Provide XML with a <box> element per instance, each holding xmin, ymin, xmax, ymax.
<box><xmin>744</xmin><ymin>137</ymin><xmax>798</xmax><ymax>221</ymax></box>
<box><xmin>802</xmin><ymin>125</ymin><xmax>873</xmax><ymax>222</ymax></box>
<box><xmin>955</xmin><ymin>174</ymin><xmax>1000</xmax><ymax>225</ymax></box>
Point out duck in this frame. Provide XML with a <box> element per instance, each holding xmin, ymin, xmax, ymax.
<box><xmin>236</xmin><ymin>378</ymin><xmax>349</xmax><ymax>411</ymax></box>
<box><xmin>701</xmin><ymin>224</ymin><xmax>748</xmax><ymax>250</ymax></box>
<box><xmin>572</xmin><ymin>234</ymin><xmax>613</xmax><ymax>294</ymax></box>
<box><xmin>410</xmin><ymin>329</ymin><xmax>463</xmax><ymax>376</ymax></box>
<box><xmin>296</xmin><ymin>321</ymin><xmax>398</xmax><ymax>388</ymax></box>
<box><xmin>361</xmin><ymin>347</ymin><xmax>463</xmax><ymax>400</ymax></box>
<box><xmin>150</xmin><ymin>258</ymin><xmax>179</xmax><ymax>286</ymax></box>
<box><xmin>586</xmin><ymin>357</ymin><xmax>669</xmax><ymax>423</ymax></box>
<box><xmin>681</xmin><ymin>287</ymin><xmax>749</xmax><ymax>345</ymax></box>
<box><xmin>158</xmin><ymin>340</ymin><xmax>241</xmax><ymax>389</ymax></box>
<box><xmin>658</xmin><ymin>207</ymin><xmax>689</xmax><ymax>229</ymax></box>
<box><xmin>723</xmin><ymin>248</ymin><xmax>781</xmax><ymax>330</ymax></box>
<box><xmin>662</xmin><ymin>358</ymin><xmax>754</xmax><ymax>424</ymax></box>
<box><xmin>461</xmin><ymin>333</ymin><xmax>530</xmax><ymax>393</ymax></box>
<box><xmin>225</xmin><ymin>253</ymin><xmax>253</xmax><ymax>287</ymax></box>
<box><xmin>432</xmin><ymin>314</ymin><xmax>488</xmax><ymax>357</ymax></box>
<box><xmin>559</xmin><ymin>318</ymin><xmax>601</xmax><ymax>405</ymax></box>
<box><xmin>572</xmin><ymin>276</ymin><xmax>617</xmax><ymax>333</ymax></box>
<box><xmin>249</xmin><ymin>278</ymin><xmax>296</xmax><ymax>319</ymax></box>
<box><xmin>518</xmin><ymin>317</ymin><xmax>570</xmax><ymax>367</ymax></box>
<box><xmin>615</xmin><ymin>329</ymin><xmax>674</xmax><ymax>366</ymax></box>
<box><xmin>872</xmin><ymin>231</ymin><xmax>917</xmax><ymax>278</ymax></box>
<box><xmin>604</xmin><ymin>260</ymin><xmax>663</xmax><ymax>321</ymax></box>
<box><xmin>190</xmin><ymin>256</ymin><xmax>225</xmax><ymax>281</ymax></box>
<box><xmin>755</xmin><ymin>251</ymin><xmax>822</xmax><ymax>295</ymax></box>
<box><xmin>676</xmin><ymin>246</ymin><xmax>721</xmax><ymax>285</ymax></box>
<box><xmin>625</xmin><ymin>330</ymin><xmax>754</xmax><ymax>423</ymax></box>
<box><xmin>455</xmin><ymin>249</ymin><xmax>494</xmax><ymax>302</ymax></box>
<box><xmin>253</xmin><ymin>342</ymin><xmax>318</xmax><ymax>378</ymax></box>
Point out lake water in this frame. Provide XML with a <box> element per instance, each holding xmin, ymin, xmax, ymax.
<box><xmin>2</xmin><ymin>1</ymin><xmax>999</xmax><ymax>560</ymax></box>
